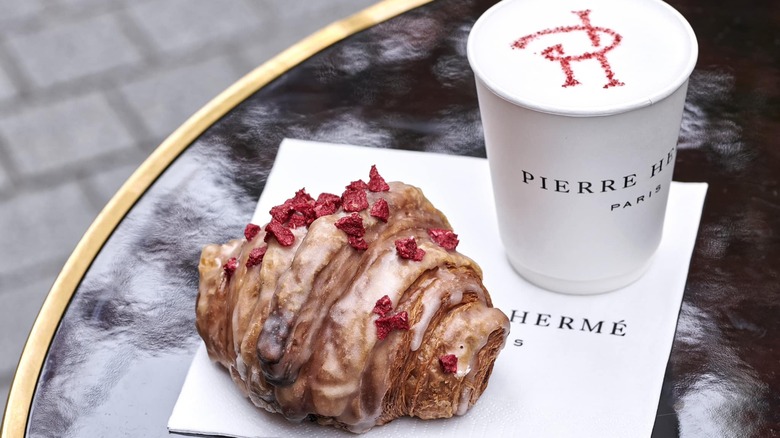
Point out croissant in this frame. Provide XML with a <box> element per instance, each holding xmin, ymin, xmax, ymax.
<box><xmin>196</xmin><ymin>166</ymin><xmax>510</xmax><ymax>433</ymax></box>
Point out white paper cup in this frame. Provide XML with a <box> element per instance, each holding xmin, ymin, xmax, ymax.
<box><xmin>467</xmin><ymin>0</ymin><xmax>698</xmax><ymax>294</ymax></box>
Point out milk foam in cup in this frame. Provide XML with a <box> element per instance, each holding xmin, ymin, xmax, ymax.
<box><xmin>467</xmin><ymin>0</ymin><xmax>698</xmax><ymax>294</ymax></box>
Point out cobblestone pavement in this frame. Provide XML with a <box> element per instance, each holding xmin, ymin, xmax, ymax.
<box><xmin>0</xmin><ymin>0</ymin><xmax>376</xmax><ymax>415</ymax></box>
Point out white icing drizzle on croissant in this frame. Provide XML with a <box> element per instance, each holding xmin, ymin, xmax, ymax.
<box><xmin>196</xmin><ymin>177</ymin><xmax>509</xmax><ymax>433</ymax></box>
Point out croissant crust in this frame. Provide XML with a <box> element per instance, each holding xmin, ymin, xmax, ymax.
<box><xmin>196</xmin><ymin>179</ymin><xmax>509</xmax><ymax>433</ymax></box>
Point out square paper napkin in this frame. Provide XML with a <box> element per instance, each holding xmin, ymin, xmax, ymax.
<box><xmin>170</xmin><ymin>139</ymin><xmax>708</xmax><ymax>437</ymax></box>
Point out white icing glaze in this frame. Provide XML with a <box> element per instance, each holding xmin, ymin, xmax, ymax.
<box><xmin>409</xmin><ymin>268</ymin><xmax>462</xmax><ymax>351</ymax></box>
<box><xmin>457</xmin><ymin>386</ymin><xmax>472</xmax><ymax>416</ymax></box>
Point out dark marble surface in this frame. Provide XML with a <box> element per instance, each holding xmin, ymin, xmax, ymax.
<box><xmin>23</xmin><ymin>0</ymin><xmax>780</xmax><ymax>436</ymax></box>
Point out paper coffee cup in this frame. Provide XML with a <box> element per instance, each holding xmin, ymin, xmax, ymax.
<box><xmin>467</xmin><ymin>0</ymin><xmax>698</xmax><ymax>294</ymax></box>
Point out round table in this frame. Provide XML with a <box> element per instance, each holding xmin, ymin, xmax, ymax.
<box><xmin>2</xmin><ymin>0</ymin><xmax>778</xmax><ymax>436</ymax></box>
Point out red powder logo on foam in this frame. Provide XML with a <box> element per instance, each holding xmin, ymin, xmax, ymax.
<box><xmin>511</xmin><ymin>9</ymin><xmax>625</xmax><ymax>89</ymax></box>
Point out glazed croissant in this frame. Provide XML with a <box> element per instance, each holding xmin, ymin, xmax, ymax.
<box><xmin>196</xmin><ymin>166</ymin><xmax>509</xmax><ymax>433</ymax></box>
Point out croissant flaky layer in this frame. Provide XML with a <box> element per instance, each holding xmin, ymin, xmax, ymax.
<box><xmin>196</xmin><ymin>169</ymin><xmax>510</xmax><ymax>433</ymax></box>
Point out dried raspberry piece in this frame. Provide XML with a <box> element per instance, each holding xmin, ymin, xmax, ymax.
<box><xmin>265</xmin><ymin>220</ymin><xmax>295</xmax><ymax>246</ymax></box>
<box><xmin>375</xmin><ymin>323</ymin><xmax>391</xmax><ymax>340</ymax></box>
<box><xmin>372</xmin><ymin>295</ymin><xmax>393</xmax><ymax>317</ymax></box>
<box><xmin>368</xmin><ymin>165</ymin><xmax>390</xmax><ymax>192</ymax></box>
<box><xmin>314</xmin><ymin>193</ymin><xmax>341</xmax><ymax>218</ymax></box>
<box><xmin>395</xmin><ymin>237</ymin><xmax>425</xmax><ymax>261</ymax></box>
<box><xmin>270</xmin><ymin>200</ymin><xmax>294</xmax><ymax>224</ymax></box>
<box><xmin>269</xmin><ymin>189</ymin><xmax>315</xmax><ymax>226</ymax></box>
<box><xmin>288</xmin><ymin>213</ymin><xmax>308</xmax><ymax>229</ymax></box>
<box><xmin>427</xmin><ymin>228</ymin><xmax>459</xmax><ymax>250</ymax></box>
<box><xmin>223</xmin><ymin>257</ymin><xmax>238</xmax><ymax>276</ymax></box>
<box><xmin>318</xmin><ymin>192</ymin><xmax>342</xmax><ymax>205</ymax></box>
<box><xmin>291</xmin><ymin>188</ymin><xmax>314</xmax><ymax>207</ymax></box>
<box><xmin>348</xmin><ymin>236</ymin><xmax>368</xmax><ymax>251</ymax></box>
<box><xmin>335</xmin><ymin>213</ymin><xmax>365</xmax><ymax>237</ymax></box>
<box><xmin>290</xmin><ymin>189</ymin><xmax>316</xmax><ymax>222</ymax></box>
<box><xmin>244</xmin><ymin>223</ymin><xmax>261</xmax><ymax>241</ymax></box>
<box><xmin>369</xmin><ymin>198</ymin><xmax>389</xmax><ymax>222</ymax></box>
<box><xmin>246</xmin><ymin>246</ymin><xmax>267</xmax><ymax>268</ymax></box>
<box><xmin>346</xmin><ymin>180</ymin><xmax>368</xmax><ymax>191</ymax></box>
<box><xmin>375</xmin><ymin>311</ymin><xmax>409</xmax><ymax>340</ymax></box>
<box><xmin>297</xmin><ymin>206</ymin><xmax>316</xmax><ymax>224</ymax></box>
<box><xmin>439</xmin><ymin>354</ymin><xmax>458</xmax><ymax>374</ymax></box>
<box><xmin>342</xmin><ymin>188</ymin><xmax>368</xmax><ymax>212</ymax></box>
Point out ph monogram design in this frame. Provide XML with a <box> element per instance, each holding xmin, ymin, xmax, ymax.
<box><xmin>511</xmin><ymin>9</ymin><xmax>625</xmax><ymax>89</ymax></box>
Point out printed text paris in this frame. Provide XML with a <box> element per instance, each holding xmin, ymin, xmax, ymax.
<box><xmin>517</xmin><ymin>147</ymin><xmax>676</xmax><ymax>211</ymax></box>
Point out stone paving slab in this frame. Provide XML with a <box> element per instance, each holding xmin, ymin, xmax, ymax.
<box><xmin>0</xmin><ymin>269</ymin><xmax>56</xmax><ymax>416</ymax></box>
<box><xmin>3</xmin><ymin>12</ymin><xmax>143</xmax><ymax>89</ymax></box>
<box><xmin>0</xmin><ymin>274</ymin><xmax>56</xmax><ymax>377</ymax></box>
<box><xmin>0</xmin><ymin>181</ymin><xmax>96</xmax><ymax>279</ymax></box>
<box><xmin>82</xmin><ymin>159</ymin><xmax>146</xmax><ymax>209</ymax></box>
<box><xmin>0</xmin><ymin>0</ymin><xmax>45</xmax><ymax>26</ymax></box>
<box><xmin>234</xmin><ymin>0</ymin><xmax>377</xmax><ymax>74</ymax></box>
<box><xmin>125</xmin><ymin>0</ymin><xmax>264</xmax><ymax>56</ymax></box>
<box><xmin>52</xmin><ymin>0</ymin><xmax>147</xmax><ymax>12</ymax></box>
<box><xmin>0</xmin><ymin>162</ymin><xmax>9</xmax><ymax>193</ymax></box>
<box><xmin>0</xmin><ymin>377</ymin><xmax>10</xmax><ymax>421</ymax></box>
<box><xmin>264</xmin><ymin>0</ymin><xmax>376</xmax><ymax>21</ymax></box>
<box><xmin>118</xmin><ymin>55</ymin><xmax>246</xmax><ymax>141</ymax></box>
<box><xmin>0</xmin><ymin>92</ymin><xmax>137</xmax><ymax>177</ymax></box>
<box><xmin>0</xmin><ymin>66</ymin><xmax>17</xmax><ymax>103</ymax></box>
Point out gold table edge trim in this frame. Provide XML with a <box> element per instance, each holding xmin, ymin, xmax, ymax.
<box><xmin>0</xmin><ymin>0</ymin><xmax>434</xmax><ymax>435</ymax></box>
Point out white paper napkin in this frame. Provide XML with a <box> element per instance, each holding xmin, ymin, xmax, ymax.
<box><xmin>169</xmin><ymin>139</ymin><xmax>708</xmax><ymax>437</ymax></box>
